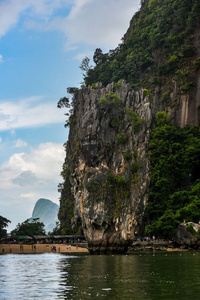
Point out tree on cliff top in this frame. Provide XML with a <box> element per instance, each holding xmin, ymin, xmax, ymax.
<box><xmin>79</xmin><ymin>56</ymin><xmax>92</xmax><ymax>81</ymax></box>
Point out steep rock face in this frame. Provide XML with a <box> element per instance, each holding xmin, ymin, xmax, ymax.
<box><xmin>63</xmin><ymin>81</ymin><xmax>151</xmax><ymax>253</ymax></box>
<box><xmin>152</xmin><ymin>76</ymin><xmax>200</xmax><ymax>128</ymax></box>
<box><xmin>173</xmin><ymin>222</ymin><xmax>200</xmax><ymax>247</ymax></box>
<box><xmin>62</xmin><ymin>78</ymin><xmax>200</xmax><ymax>253</ymax></box>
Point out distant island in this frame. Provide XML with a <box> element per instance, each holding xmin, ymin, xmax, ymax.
<box><xmin>29</xmin><ymin>198</ymin><xmax>59</xmax><ymax>233</ymax></box>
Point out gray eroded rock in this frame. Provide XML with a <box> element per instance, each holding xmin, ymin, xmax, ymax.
<box><xmin>63</xmin><ymin>81</ymin><xmax>152</xmax><ymax>253</ymax></box>
<box><xmin>173</xmin><ymin>222</ymin><xmax>200</xmax><ymax>247</ymax></box>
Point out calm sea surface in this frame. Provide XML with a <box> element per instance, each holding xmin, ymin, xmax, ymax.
<box><xmin>0</xmin><ymin>252</ymin><xmax>200</xmax><ymax>299</ymax></box>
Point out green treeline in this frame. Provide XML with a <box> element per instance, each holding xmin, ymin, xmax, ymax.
<box><xmin>145</xmin><ymin>112</ymin><xmax>200</xmax><ymax>238</ymax></box>
<box><xmin>10</xmin><ymin>219</ymin><xmax>45</xmax><ymax>237</ymax></box>
<box><xmin>84</xmin><ymin>0</ymin><xmax>200</xmax><ymax>91</ymax></box>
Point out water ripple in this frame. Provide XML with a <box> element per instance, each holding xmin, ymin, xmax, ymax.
<box><xmin>1</xmin><ymin>252</ymin><xmax>200</xmax><ymax>299</ymax></box>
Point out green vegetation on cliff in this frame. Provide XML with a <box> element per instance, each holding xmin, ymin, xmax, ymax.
<box><xmin>84</xmin><ymin>0</ymin><xmax>200</xmax><ymax>92</ymax></box>
<box><xmin>145</xmin><ymin>112</ymin><xmax>200</xmax><ymax>238</ymax></box>
<box><xmin>86</xmin><ymin>172</ymin><xmax>131</xmax><ymax>218</ymax></box>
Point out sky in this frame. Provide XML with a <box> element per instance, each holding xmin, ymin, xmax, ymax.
<box><xmin>0</xmin><ymin>0</ymin><xmax>141</xmax><ymax>232</ymax></box>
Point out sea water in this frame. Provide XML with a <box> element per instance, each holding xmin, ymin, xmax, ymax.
<box><xmin>0</xmin><ymin>252</ymin><xmax>200</xmax><ymax>299</ymax></box>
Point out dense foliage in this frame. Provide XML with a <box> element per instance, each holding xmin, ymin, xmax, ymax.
<box><xmin>145</xmin><ymin>112</ymin><xmax>200</xmax><ymax>238</ymax></box>
<box><xmin>83</xmin><ymin>0</ymin><xmax>200</xmax><ymax>92</ymax></box>
<box><xmin>11</xmin><ymin>218</ymin><xmax>45</xmax><ymax>237</ymax></box>
<box><xmin>0</xmin><ymin>216</ymin><xmax>11</xmax><ymax>238</ymax></box>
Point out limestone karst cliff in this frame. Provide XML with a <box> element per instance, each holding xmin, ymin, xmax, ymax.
<box><xmin>58</xmin><ymin>0</ymin><xmax>200</xmax><ymax>252</ymax></box>
<box><xmin>61</xmin><ymin>82</ymin><xmax>152</xmax><ymax>253</ymax></box>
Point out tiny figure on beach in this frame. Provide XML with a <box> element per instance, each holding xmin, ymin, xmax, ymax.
<box><xmin>51</xmin><ymin>245</ymin><xmax>56</xmax><ymax>252</ymax></box>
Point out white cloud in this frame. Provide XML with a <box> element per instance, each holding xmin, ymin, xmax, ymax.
<box><xmin>60</xmin><ymin>0</ymin><xmax>140</xmax><ymax>49</ymax></box>
<box><xmin>13</xmin><ymin>170</ymin><xmax>39</xmax><ymax>186</ymax></box>
<box><xmin>0</xmin><ymin>96</ymin><xmax>67</xmax><ymax>131</ymax></box>
<box><xmin>10</xmin><ymin>129</ymin><xmax>16</xmax><ymax>136</ymax></box>
<box><xmin>0</xmin><ymin>137</ymin><xmax>2</xmax><ymax>143</ymax></box>
<box><xmin>2</xmin><ymin>142</ymin><xmax>65</xmax><ymax>181</ymax></box>
<box><xmin>0</xmin><ymin>0</ymin><xmax>69</xmax><ymax>38</ymax></box>
<box><xmin>0</xmin><ymin>54</ymin><xmax>3</xmax><ymax>63</ymax></box>
<box><xmin>0</xmin><ymin>0</ymin><xmax>140</xmax><ymax>49</ymax></box>
<box><xmin>0</xmin><ymin>142</ymin><xmax>65</xmax><ymax>231</ymax></box>
<box><xmin>73</xmin><ymin>50</ymin><xmax>95</xmax><ymax>62</ymax></box>
<box><xmin>20</xmin><ymin>192</ymin><xmax>40</xmax><ymax>199</ymax></box>
<box><xmin>74</xmin><ymin>52</ymin><xmax>89</xmax><ymax>62</ymax></box>
<box><xmin>39</xmin><ymin>0</ymin><xmax>141</xmax><ymax>50</ymax></box>
<box><xmin>13</xmin><ymin>139</ymin><xmax>28</xmax><ymax>148</ymax></box>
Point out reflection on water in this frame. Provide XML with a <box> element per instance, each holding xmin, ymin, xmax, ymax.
<box><xmin>0</xmin><ymin>252</ymin><xmax>200</xmax><ymax>299</ymax></box>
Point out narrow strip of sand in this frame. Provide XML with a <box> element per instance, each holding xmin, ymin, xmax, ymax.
<box><xmin>166</xmin><ymin>248</ymin><xmax>188</xmax><ymax>252</ymax></box>
<box><xmin>0</xmin><ymin>244</ymin><xmax>88</xmax><ymax>254</ymax></box>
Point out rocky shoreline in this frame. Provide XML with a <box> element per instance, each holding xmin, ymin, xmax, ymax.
<box><xmin>128</xmin><ymin>222</ymin><xmax>200</xmax><ymax>252</ymax></box>
<box><xmin>127</xmin><ymin>241</ymin><xmax>189</xmax><ymax>252</ymax></box>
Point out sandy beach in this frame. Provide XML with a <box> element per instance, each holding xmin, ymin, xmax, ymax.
<box><xmin>0</xmin><ymin>243</ymin><xmax>88</xmax><ymax>254</ymax></box>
